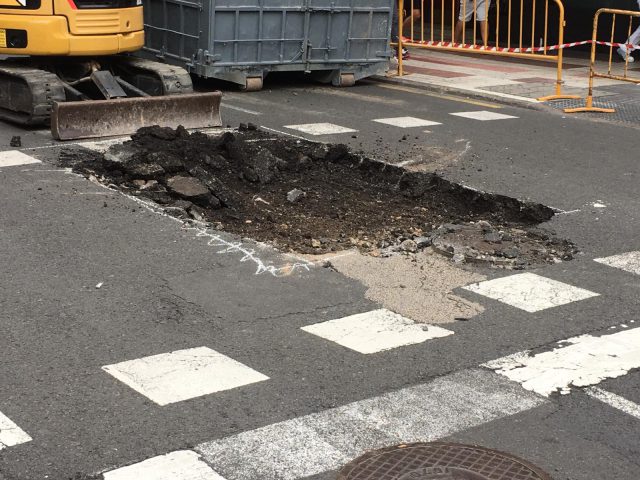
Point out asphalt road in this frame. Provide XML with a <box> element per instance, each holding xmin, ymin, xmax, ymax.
<box><xmin>0</xmin><ymin>77</ymin><xmax>639</xmax><ymax>480</ymax></box>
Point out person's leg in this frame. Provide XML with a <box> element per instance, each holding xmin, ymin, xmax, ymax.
<box><xmin>478</xmin><ymin>0</ymin><xmax>490</xmax><ymax>45</ymax></box>
<box><xmin>479</xmin><ymin>19</ymin><xmax>489</xmax><ymax>45</ymax></box>
<box><xmin>403</xmin><ymin>9</ymin><xmax>422</xmax><ymax>31</ymax></box>
<box><xmin>455</xmin><ymin>0</ymin><xmax>472</xmax><ymax>43</ymax></box>
<box><xmin>454</xmin><ymin>20</ymin><xmax>464</xmax><ymax>43</ymax></box>
<box><xmin>391</xmin><ymin>0</ymin><xmax>399</xmax><ymax>42</ymax></box>
<box><xmin>618</xmin><ymin>23</ymin><xmax>640</xmax><ymax>61</ymax></box>
<box><xmin>629</xmin><ymin>24</ymin><xmax>640</xmax><ymax>49</ymax></box>
<box><xmin>620</xmin><ymin>0</ymin><xmax>640</xmax><ymax>59</ymax></box>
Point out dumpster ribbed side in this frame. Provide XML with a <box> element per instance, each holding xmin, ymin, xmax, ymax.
<box><xmin>142</xmin><ymin>0</ymin><xmax>394</xmax><ymax>87</ymax></box>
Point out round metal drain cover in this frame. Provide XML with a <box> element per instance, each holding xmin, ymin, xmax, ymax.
<box><xmin>337</xmin><ymin>442</ymin><xmax>552</xmax><ymax>480</ymax></box>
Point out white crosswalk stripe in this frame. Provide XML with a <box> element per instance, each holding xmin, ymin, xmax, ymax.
<box><xmin>102</xmin><ymin>347</ymin><xmax>269</xmax><ymax>406</ymax></box>
<box><xmin>585</xmin><ymin>387</ymin><xmax>640</xmax><ymax>420</ymax></box>
<box><xmin>283</xmin><ymin>123</ymin><xmax>357</xmax><ymax>135</ymax></box>
<box><xmin>450</xmin><ymin>111</ymin><xmax>518</xmax><ymax>121</ymax></box>
<box><xmin>372</xmin><ymin>116</ymin><xmax>442</xmax><ymax>128</ymax></box>
<box><xmin>483</xmin><ymin>326</ymin><xmax>640</xmax><ymax>396</ymax></box>
<box><xmin>0</xmin><ymin>410</ymin><xmax>32</xmax><ymax>450</ymax></box>
<box><xmin>301</xmin><ymin>308</ymin><xmax>453</xmax><ymax>354</ymax></box>
<box><xmin>0</xmin><ymin>150</ymin><xmax>41</xmax><ymax>168</ymax></box>
<box><xmin>594</xmin><ymin>251</ymin><xmax>640</xmax><ymax>276</ymax></box>
<box><xmin>195</xmin><ymin>369</ymin><xmax>545</xmax><ymax>480</ymax></box>
<box><xmin>104</xmin><ymin>450</ymin><xmax>225</xmax><ymax>480</ymax></box>
<box><xmin>462</xmin><ymin>272</ymin><xmax>599</xmax><ymax>312</ymax></box>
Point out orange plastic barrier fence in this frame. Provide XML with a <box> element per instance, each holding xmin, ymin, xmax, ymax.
<box><xmin>565</xmin><ymin>8</ymin><xmax>640</xmax><ymax>114</ymax></box>
<box><xmin>396</xmin><ymin>0</ymin><xmax>578</xmax><ymax>101</ymax></box>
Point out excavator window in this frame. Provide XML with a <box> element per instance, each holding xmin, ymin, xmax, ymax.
<box><xmin>0</xmin><ymin>0</ymin><xmax>41</xmax><ymax>10</ymax></box>
<box><xmin>72</xmin><ymin>0</ymin><xmax>140</xmax><ymax>8</ymax></box>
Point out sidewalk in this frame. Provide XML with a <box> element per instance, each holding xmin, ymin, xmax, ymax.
<box><xmin>381</xmin><ymin>47</ymin><xmax>640</xmax><ymax>125</ymax></box>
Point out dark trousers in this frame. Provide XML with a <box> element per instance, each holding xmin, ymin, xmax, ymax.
<box><xmin>391</xmin><ymin>0</ymin><xmax>399</xmax><ymax>42</ymax></box>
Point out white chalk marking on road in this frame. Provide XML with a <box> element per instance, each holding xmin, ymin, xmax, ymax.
<box><xmin>450</xmin><ymin>110</ymin><xmax>519</xmax><ymax>121</ymax></box>
<box><xmin>483</xmin><ymin>327</ymin><xmax>640</xmax><ymax>396</ymax></box>
<box><xmin>396</xmin><ymin>158</ymin><xmax>424</xmax><ymax>167</ymax></box>
<box><xmin>0</xmin><ymin>150</ymin><xmax>42</xmax><ymax>168</ymax></box>
<box><xmin>301</xmin><ymin>308</ymin><xmax>453</xmax><ymax>354</ymax></box>
<box><xmin>104</xmin><ymin>450</ymin><xmax>226</xmax><ymax>480</ymax></box>
<box><xmin>283</xmin><ymin>123</ymin><xmax>357</xmax><ymax>136</ymax></box>
<box><xmin>221</xmin><ymin>104</ymin><xmax>262</xmax><ymax>115</ymax></box>
<box><xmin>553</xmin><ymin>208</ymin><xmax>581</xmax><ymax>215</ymax></box>
<box><xmin>372</xmin><ymin>116</ymin><xmax>442</xmax><ymax>128</ymax></box>
<box><xmin>122</xmin><ymin>193</ymin><xmax>313</xmax><ymax>276</ymax></box>
<box><xmin>196</xmin><ymin>369</ymin><xmax>545</xmax><ymax>480</ymax></box>
<box><xmin>594</xmin><ymin>251</ymin><xmax>640</xmax><ymax>276</ymax></box>
<box><xmin>102</xmin><ymin>346</ymin><xmax>269</xmax><ymax>406</ymax></box>
<box><xmin>463</xmin><ymin>272</ymin><xmax>599</xmax><ymax>312</ymax></box>
<box><xmin>0</xmin><ymin>411</ymin><xmax>32</xmax><ymax>450</ymax></box>
<box><xmin>586</xmin><ymin>387</ymin><xmax>640</xmax><ymax>420</ymax></box>
<box><xmin>592</xmin><ymin>202</ymin><xmax>607</xmax><ymax>208</ymax></box>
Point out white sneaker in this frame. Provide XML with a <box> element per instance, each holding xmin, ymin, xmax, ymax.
<box><xmin>618</xmin><ymin>47</ymin><xmax>635</xmax><ymax>62</ymax></box>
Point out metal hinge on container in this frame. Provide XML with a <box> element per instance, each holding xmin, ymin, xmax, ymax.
<box><xmin>193</xmin><ymin>50</ymin><xmax>221</xmax><ymax>65</ymax></box>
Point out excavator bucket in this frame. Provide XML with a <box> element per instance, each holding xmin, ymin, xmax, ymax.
<box><xmin>51</xmin><ymin>92</ymin><xmax>222</xmax><ymax>140</ymax></box>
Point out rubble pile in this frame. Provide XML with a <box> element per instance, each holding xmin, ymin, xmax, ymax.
<box><xmin>59</xmin><ymin>126</ymin><xmax>577</xmax><ymax>268</ymax></box>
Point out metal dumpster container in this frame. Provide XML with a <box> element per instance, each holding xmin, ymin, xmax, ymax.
<box><xmin>142</xmin><ymin>0</ymin><xmax>394</xmax><ymax>90</ymax></box>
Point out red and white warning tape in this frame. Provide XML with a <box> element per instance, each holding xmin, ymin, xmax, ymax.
<box><xmin>400</xmin><ymin>37</ymin><xmax>634</xmax><ymax>53</ymax></box>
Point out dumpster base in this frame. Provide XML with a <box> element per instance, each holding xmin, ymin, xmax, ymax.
<box><xmin>184</xmin><ymin>61</ymin><xmax>391</xmax><ymax>90</ymax></box>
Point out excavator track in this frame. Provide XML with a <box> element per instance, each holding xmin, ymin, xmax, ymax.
<box><xmin>0</xmin><ymin>56</ymin><xmax>220</xmax><ymax>139</ymax></box>
<box><xmin>111</xmin><ymin>56</ymin><xmax>194</xmax><ymax>95</ymax></box>
<box><xmin>0</xmin><ymin>64</ymin><xmax>65</xmax><ymax>126</ymax></box>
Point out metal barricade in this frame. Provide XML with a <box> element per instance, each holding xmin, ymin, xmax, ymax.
<box><xmin>396</xmin><ymin>0</ymin><xmax>578</xmax><ymax>101</ymax></box>
<box><xmin>565</xmin><ymin>8</ymin><xmax>640</xmax><ymax>114</ymax></box>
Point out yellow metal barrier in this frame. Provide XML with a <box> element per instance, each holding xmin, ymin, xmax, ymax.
<box><xmin>396</xmin><ymin>0</ymin><xmax>578</xmax><ymax>101</ymax></box>
<box><xmin>565</xmin><ymin>8</ymin><xmax>640</xmax><ymax>114</ymax></box>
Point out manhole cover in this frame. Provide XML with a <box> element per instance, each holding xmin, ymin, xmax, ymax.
<box><xmin>337</xmin><ymin>442</ymin><xmax>552</xmax><ymax>480</ymax></box>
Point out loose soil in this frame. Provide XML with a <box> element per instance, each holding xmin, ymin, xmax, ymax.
<box><xmin>59</xmin><ymin>126</ymin><xmax>577</xmax><ymax>269</ymax></box>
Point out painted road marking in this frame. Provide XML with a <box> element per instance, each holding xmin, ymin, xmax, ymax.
<box><xmin>104</xmin><ymin>450</ymin><xmax>225</xmax><ymax>480</ymax></box>
<box><xmin>450</xmin><ymin>110</ymin><xmax>519</xmax><ymax>121</ymax></box>
<box><xmin>0</xmin><ymin>150</ymin><xmax>41</xmax><ymax>168</ymax></box>
<box><xmin>0</xmin><ymin>411</ymin><xmax>32</xmax><ymax>450</ymax></box>
<box><xmin>374</xmin><ymin>83</ymin><xmax>503</xmax><ymax>109</ymax></box>
<box><xmin>463</xmin><ymin>272</ymin><xmax>599</xmax><ymax>312</ymax></box>
<box><xmin>586</xmin><ymin>387</ymin><xmax>640</xmax><ymax>420</ymax></box>
<box><xmin>372</xmin><ymin>116</ymin><xmax>442</xmax><ymax>128</ymax></box>
<box><xmin>594</xmin><ymin>251</ymin><xmax>640</xmax><ymax>276</ymax></box>
<box><xmin>283</xmin><ymin>123</ymin><xmax>357</xmax><ymax>136</ymax></box>
<box><xmin>301</xmin><ymin>308</ymin><xmax>453</xmax><ymax>354</ymax></box>
<box><xmin>483</xmin><ymin>327</ymin><xmax>640</xmax><ymax>396</ymax></box>
<box><xmin>102</xmin><ymin>347</ymin><xmax>269</xmax><ymax>406</ymax></box>
<box><xmin>77</xmin><ymin>138</ymin><xmax>129</xmax><ymax>153</ymax></box>
<box><xmin>196</xmin><ymin>369</ymin><xmax>545</xmax><ymax>480</ymax></box>
<box><xmin>221</xmin><ymin>104</ymin><xmax>262</xmax><ymax>116</ymax></box>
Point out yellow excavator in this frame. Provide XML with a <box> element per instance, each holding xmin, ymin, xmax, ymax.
<box><xmin>0</xmin><ymin>0</ymin><xmax>220</xmax><ymax>139</ymax></box>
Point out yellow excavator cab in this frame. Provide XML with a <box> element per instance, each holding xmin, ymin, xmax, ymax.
<box><xmin>0</xmin><ymin>0</ymin><xmax>144</xmax><ymax>56</ymax></box>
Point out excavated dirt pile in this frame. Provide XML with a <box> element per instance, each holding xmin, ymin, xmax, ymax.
<box><xmin>59</xmin><ymin>126</ymin><xmax>577</xmax><ymax>268</ymax></box>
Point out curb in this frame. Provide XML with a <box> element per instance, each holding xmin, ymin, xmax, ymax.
<box><xmin>368</xmin><ymin>73</ymin><xmax>551</xmax><ymax>112</ymax></box>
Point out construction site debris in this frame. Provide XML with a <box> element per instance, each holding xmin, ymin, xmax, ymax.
<box><xmin>59</xmin><ymin>126</ymin><xmax>578</xmax><ymax>269</ymax></box>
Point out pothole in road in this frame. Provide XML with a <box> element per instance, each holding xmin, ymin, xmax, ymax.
<box><xmin>59</xmin><ymin>125</ymin><xmax>577</xmax><ymax>270</ymax></box>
